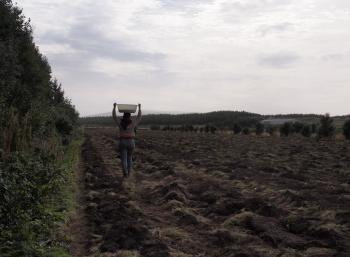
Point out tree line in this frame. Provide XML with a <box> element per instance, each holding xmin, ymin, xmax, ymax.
<box><xmin>80</xmin><ymin>112</ymin><xmax>349</xmax><ymax>139</ymax></box>
<box><xmin>80</xmin><ymin>110</ymin><xmax>263</xmax><ymax>128</ymax></box>
<box><xmin>0</xmin><ymin>1</ymin><xmax>79</xmax><ymax>256</ymax></box>
<box><xmin>149</xmin><ymin>113</ymin><xmax>350</xmax><ymax>139</ymax></box>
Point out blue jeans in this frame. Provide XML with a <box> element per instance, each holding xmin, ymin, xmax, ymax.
<box><xmin>119</xmin><ymin>139</ymin><xmax>135</xmax><ymax>176</ymax></box>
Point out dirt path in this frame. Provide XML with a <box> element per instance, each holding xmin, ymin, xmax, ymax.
<box><xmin>69</xmin><ymin>127</ymin><xmax>350</xmax><ymax>257</ymax></box>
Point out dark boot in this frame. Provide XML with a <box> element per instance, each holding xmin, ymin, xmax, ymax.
<box><xmin>123</xmin><ymin>170</ymin><xmax>128</xmax><ymax>178</ymax></box>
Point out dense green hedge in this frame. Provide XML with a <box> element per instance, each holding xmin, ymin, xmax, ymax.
<box><xmin>0</xmin><ymin>1</ymin><xmax>79</xmax><ymax>256</ymax></box>
<box><xmin>0</xmin><ymin>138</ymin><xmax>82</xmax><ymax>256</ymax></box>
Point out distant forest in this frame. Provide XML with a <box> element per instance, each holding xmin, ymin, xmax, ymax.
<box><xmin>79</xmin><ymin>111</ymin><xmax>335</xmax><ymax>128</ymax></box>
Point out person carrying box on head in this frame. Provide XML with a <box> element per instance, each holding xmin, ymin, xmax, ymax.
<box><xmin>112</xmin><ymin>102</ymin><xmax>142</xmax><ymax>178</ymax></box>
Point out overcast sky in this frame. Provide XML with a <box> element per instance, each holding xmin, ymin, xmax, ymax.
<box><xmin>19</xmin><ymin>0</ymin><xmax>350</xmax><ymax>116</ymax></box>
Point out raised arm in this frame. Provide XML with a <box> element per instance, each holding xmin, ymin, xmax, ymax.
<box><xmin>112</xmin><ymin>103</ymin><xmax>120</xmax><ymax>125</ymax></box>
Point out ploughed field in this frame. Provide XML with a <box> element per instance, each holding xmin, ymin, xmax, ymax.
<box><xmin>73</xmin><ymin>127</ymin><xmax>350</xmax><ymax>257</ymax></box>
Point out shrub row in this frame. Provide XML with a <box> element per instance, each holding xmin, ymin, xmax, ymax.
<box><xmin>149</xmin><ymin>114</ymin><xmax>350</xmax><ymax>140</ymax></box>
<box><xmin>151</xmin><ymin>124</ymin><xmax>218</xmax><ymax>133</ymax></box>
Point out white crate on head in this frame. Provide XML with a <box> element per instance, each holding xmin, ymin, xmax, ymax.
<box><xmin>117</xmin><ymin>104</ymin><xmax>137</xmax><ymax>113</ymax></box>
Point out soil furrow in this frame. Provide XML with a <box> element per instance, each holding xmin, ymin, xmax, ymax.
<box><xmin>69</xmin><ymin>128</ymin><xmax>350</xmax><ymax>257</ymax></box>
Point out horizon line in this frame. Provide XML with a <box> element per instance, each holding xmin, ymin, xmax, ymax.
<box><xmin>81</xmin><ymin>110</ymin><xmax>350</xmax><ymax>118</ymax></box>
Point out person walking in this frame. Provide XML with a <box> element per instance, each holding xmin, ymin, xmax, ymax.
<box><xmin>112</xmin><ymin>102</ymin><xmax>142</xmax><ymax>178</ymax></box>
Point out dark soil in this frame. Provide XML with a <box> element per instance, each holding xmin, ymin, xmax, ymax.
<box><xmin>69</xmin><ymin>128</ymin><xmax>350</xmax><ymax>257</ymax></box>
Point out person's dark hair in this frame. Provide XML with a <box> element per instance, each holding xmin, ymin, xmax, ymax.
<box><xmin>121</xmin><ymin>113</ymin><xmax>132</xmax><ymax>130</ymax></box>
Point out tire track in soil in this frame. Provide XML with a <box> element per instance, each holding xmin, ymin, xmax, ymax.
<box><xmin>71</xmin><ymin>128</ymin><xmax>350</xmax><ymax>257</ymax></box>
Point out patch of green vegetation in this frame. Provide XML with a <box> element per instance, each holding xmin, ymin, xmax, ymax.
<box><xmin>57</xmin><ymin>137</ymin><xmax>83</xmax><ymax>214</ymax></box>
<box><xmin>0</xmin><ymin>136</ymin><xmax>82</xmax><ymax>257</ymax></box>
<box><xmin>51</xmin><ymin>136</ymin><xmax>83</xmax><ymax>247</ymax></box>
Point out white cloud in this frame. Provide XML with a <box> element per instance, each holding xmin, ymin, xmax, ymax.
<box><xmin>17</xmin><ymin>0</ymin><xmax>350</xmax><ymax>115</ymax></box>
